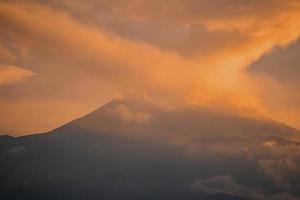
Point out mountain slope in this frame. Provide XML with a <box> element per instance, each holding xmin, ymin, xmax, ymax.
<box><xmin>52</xmin><ymin>98</ymin><xmax>300</xmax><ymax>141</ymax></box>
<box><xmin>1</xmin><ymin>98</ymin><xmax>299</xmax><ymax>200</ymax></box>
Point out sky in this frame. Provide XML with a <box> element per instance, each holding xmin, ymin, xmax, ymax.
<box><xmin>0</xmin><ymin>0</ymin><xmax>300</xmax><ymax>135</ymax></box>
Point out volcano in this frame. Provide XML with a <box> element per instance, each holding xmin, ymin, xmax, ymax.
<box><xmin>1</xmin><ymin>98</ymin><xmax>300</xmax><ymax>200</ymax></box>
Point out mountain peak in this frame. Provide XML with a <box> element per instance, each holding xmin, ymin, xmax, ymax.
<box><xmin>91</xmin><ymin>97</ymin><xmax>163</xmax><ymax>116</ymax></box>
<box><xmin>53</xmin><ymin>97</ymin><xmax>163</xmax><ymax>135</ymax></box>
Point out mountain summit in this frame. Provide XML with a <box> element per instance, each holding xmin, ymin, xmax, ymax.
<box><xmin>53</xmin><ymin>98</ymin><xmax>164</xmax><ymax>137</ymax></box>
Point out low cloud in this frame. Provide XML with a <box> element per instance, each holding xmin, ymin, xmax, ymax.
<box><xmin>5</xmin><ymin>145</ymin><xmax>27</xmax><ymax>154</ymax></box>
<box><xmin>192</xmin><ymin>175</ymin><xmax>246</xmax><ymax>196</ymax></box>
<box><xmin>107</xmin><ymin>104</ymin><xmax>152</xmax><ymax>124</ymax></box>
<box><xmin>185</xmin><ymin>136</ymin><xmax>300</xmax><ymax>199</ymax></box>
<box><xmin>192</xmin><ymin>174</ymin><xmax>300</xmax><ymax>200</ymax></box>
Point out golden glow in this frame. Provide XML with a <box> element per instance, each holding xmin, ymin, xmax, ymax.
<box><xmin>1</xmin><ymin>0</ymin><xmax>300</xmax><ymax>134</ymax></box>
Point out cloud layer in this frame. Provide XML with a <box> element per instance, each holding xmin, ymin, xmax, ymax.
<box><xmin>0</xmin><ymin>0</ymin><xmax>300</xmax><ymax>134</ymax></box>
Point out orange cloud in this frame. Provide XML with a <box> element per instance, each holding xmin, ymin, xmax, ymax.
<box><xmin>0</xmin><ymin>64</ymin><xmax>34</xmax><ymax>85</ymax></box>
<box><xmin>1</xmin><ymin>0</ymin><xmax>300</xmax><ymax>134</ymax></box>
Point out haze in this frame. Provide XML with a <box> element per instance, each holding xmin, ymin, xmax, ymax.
<box><xmin>1</xmin><ymin>2</ymin><xmax>300</xmax><ymax>199</ymax></box>
<box><xmin>0</xmin><ymin>1</ymin><xmax>300</xmax><ymax>134</ymax></box>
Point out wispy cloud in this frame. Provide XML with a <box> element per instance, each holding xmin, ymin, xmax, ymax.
<box><xmin>0</xmin><ymin>64</ymin><xmax>34</xmax><ymax>85</ymax></box>
<box><xmin>0</xmin><ymin>0</ymin><xmax>300</xmax><ymax>133</ymax></box>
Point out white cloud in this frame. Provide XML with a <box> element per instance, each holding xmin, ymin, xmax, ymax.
<box><xmin>107</xmin><ymin>104</ymin><xmax>152</xmax><ymax>124</ymax></box>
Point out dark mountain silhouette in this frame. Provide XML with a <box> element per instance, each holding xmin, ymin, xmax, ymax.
<box><xmin>1</xmin><ymin>98</ymin><xmax>299</xmax><ymax>200</ymax></box>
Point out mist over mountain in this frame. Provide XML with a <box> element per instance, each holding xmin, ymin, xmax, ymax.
<box><xmin>55</xmin><ymin>98</ymin><xmax>299</xmax><ymax>140</ymax></box>
<box><xmin>1</xmin><ymin>98</ymin><xmax>300</xmax><ymax>200</ymax></box>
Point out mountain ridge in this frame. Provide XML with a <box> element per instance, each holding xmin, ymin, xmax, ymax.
<box><xmin>1</xmin><ymin>97</ymin><xmax>300</xmax><ymax>140</ymax></box>
<box><xmin>50</xmin><ymin>98</ymin><xmax>300</xmax><ymax>141</ymax></box>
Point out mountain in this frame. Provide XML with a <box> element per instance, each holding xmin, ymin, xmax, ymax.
<box><xmin>54</xmin><ymin>97</ymin><xmax>299</xmax><ymax>140</ymax></box>
<box><xmin>1</xmin><ymin>98</ymin><xmax>300</xmax><ymax>200</ymax></box>
<box><xmin>53</xmin><ymin>98</ymin><xmax>164</xmax><ymax>137</ymax></box>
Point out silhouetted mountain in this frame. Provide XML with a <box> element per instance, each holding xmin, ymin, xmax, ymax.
<box><xmin>53</xmin><ymin>97</ymin><xmax>299</xmax><ymax>140</ymax></box>
<box><xmin>1</xmin><ymin>98</ymin><xmax>299</xmax><ymax>200</ymax></box>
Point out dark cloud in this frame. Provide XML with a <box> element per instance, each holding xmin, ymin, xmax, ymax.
<box><xmin>249</xmin><ymin>39</ymin><xmax>300</xmax><ymax>86</ymax></box>
<box><xmin>247</xmin><ymin>39</ymin><xmax>300</xmax><ymax>128</ymax></box>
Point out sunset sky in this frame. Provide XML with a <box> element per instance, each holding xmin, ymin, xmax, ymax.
<box><xmin>1</xmin><ymin>0</ymin><xmax>300</xmax><ymax>135</ymax></box>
